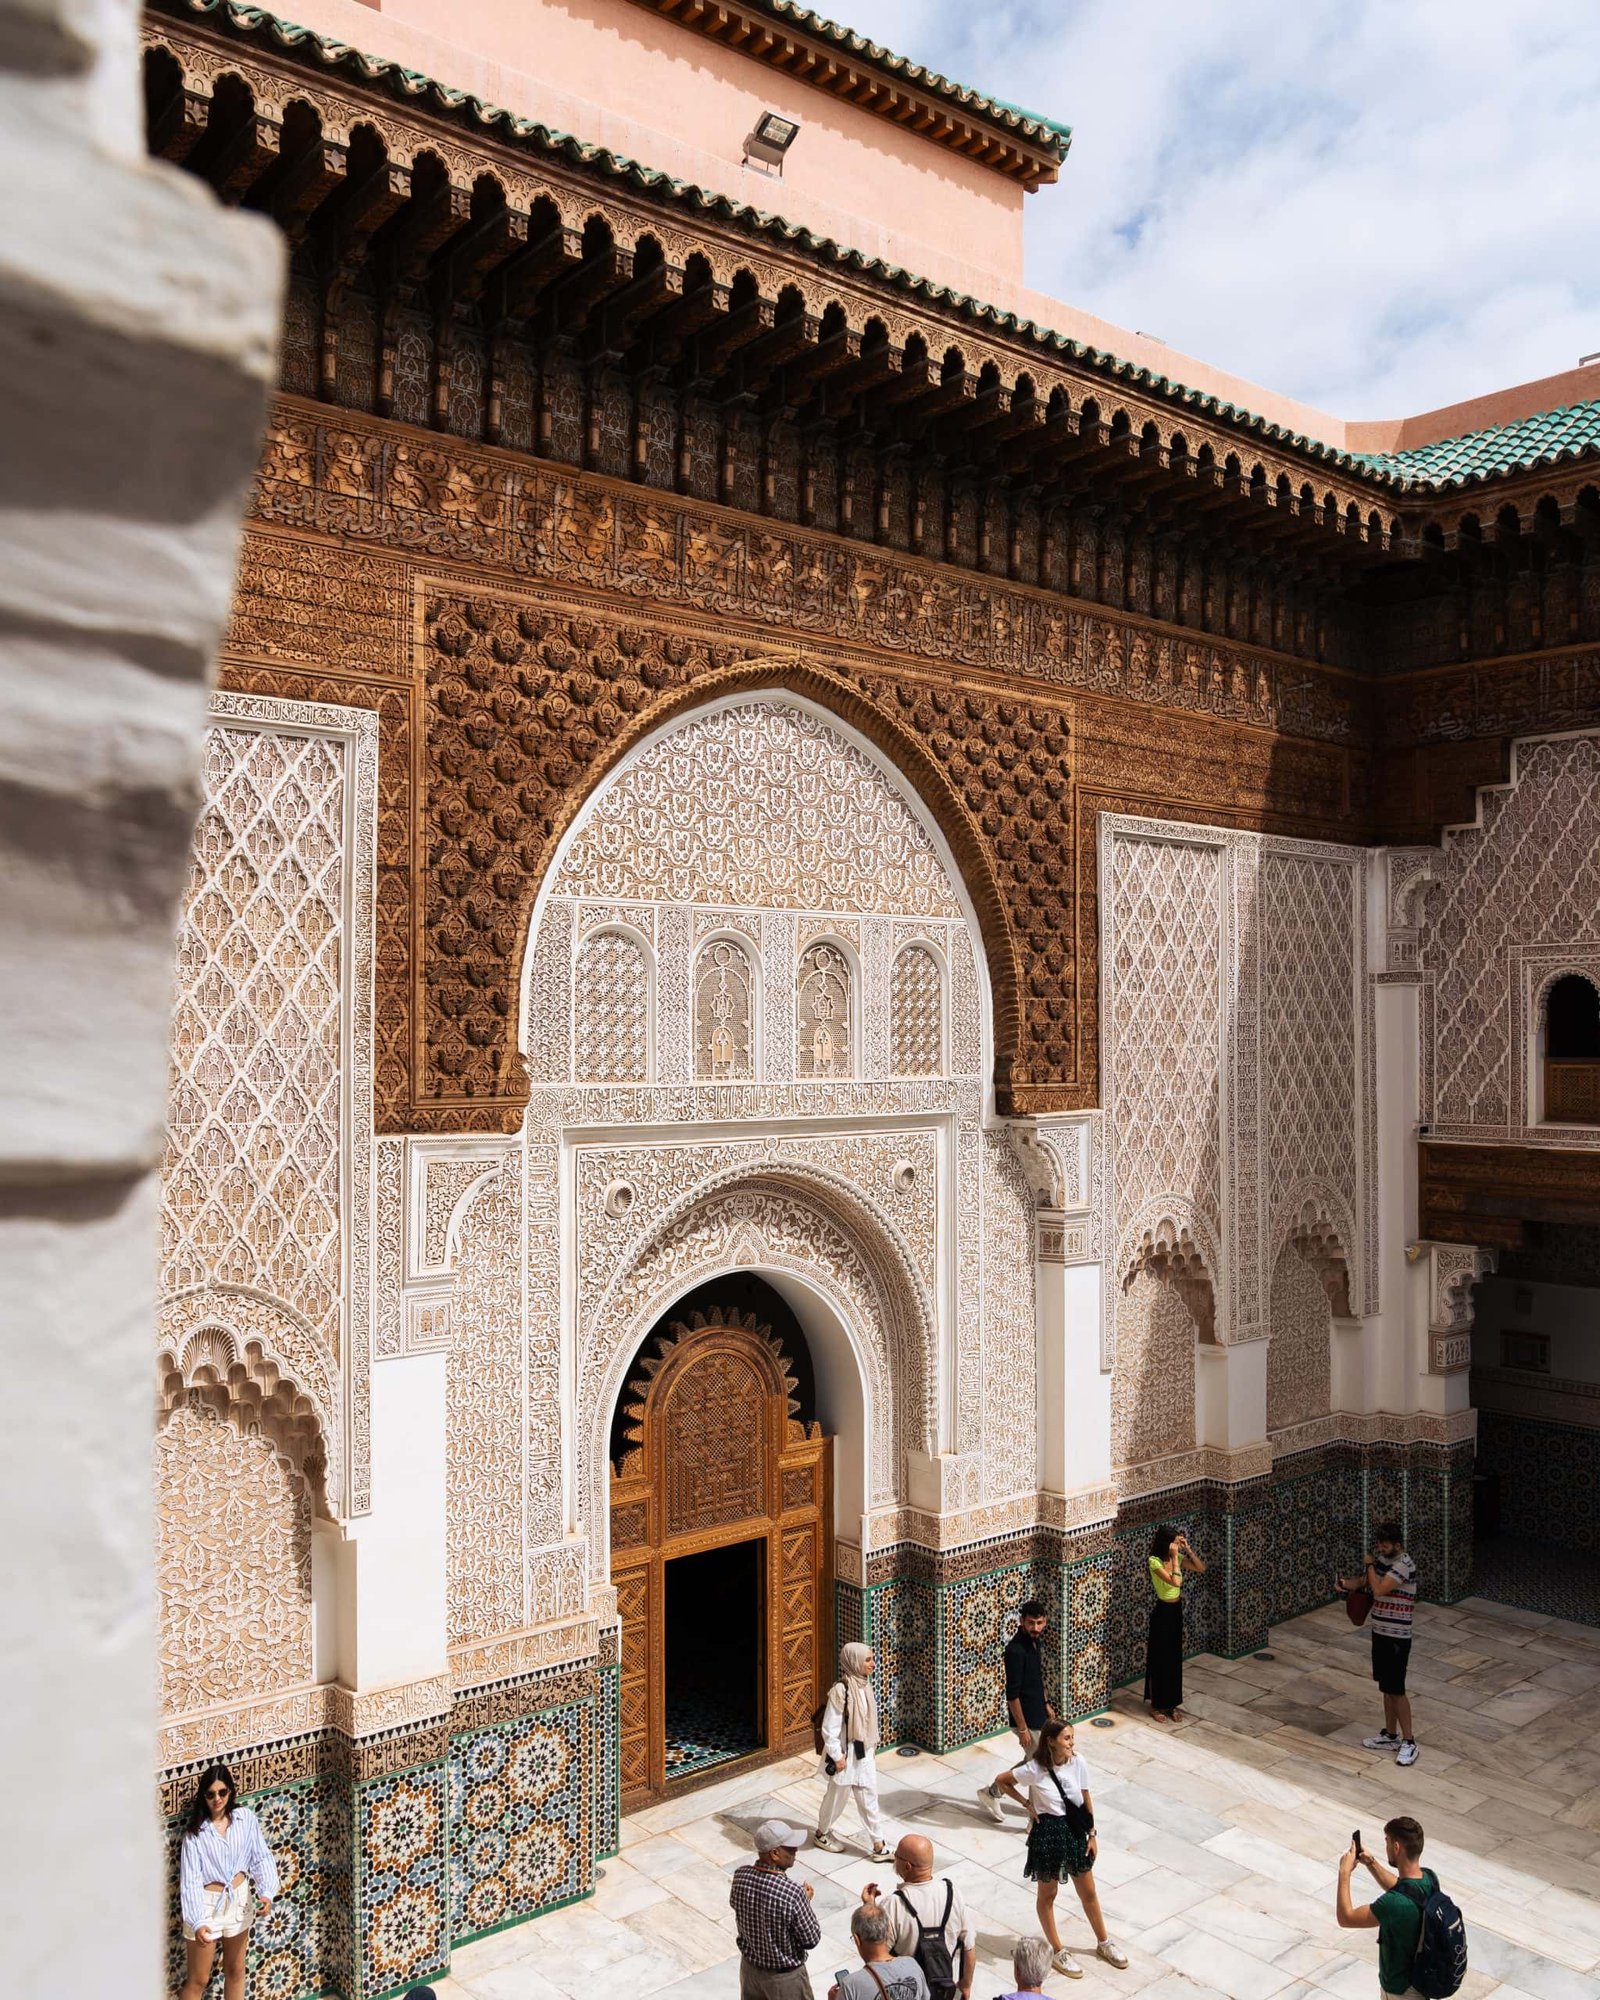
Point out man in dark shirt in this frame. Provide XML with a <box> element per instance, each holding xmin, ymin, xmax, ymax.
<box><xmin>1335</xmin><ymin>1814</ymin><xmax>1438</xmax><ymax>1998</ymax></box>
<box><xmin>730</xmin><ymin>1819</ymin><xmax>822</xmax><ymax>1998</ymax></box>
<box><xmin>976</xmin><ymin>1598</ymin><xmax>1053</xmax><ymax>1823</ymax></box>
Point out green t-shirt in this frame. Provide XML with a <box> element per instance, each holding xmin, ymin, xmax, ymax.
<box><xmin>1149</xmin><ymin>1554</ymin><xmax>1182</xmax><ymax>1602</ymax></box>
<box><xmin>1374</xmin><ymin>1869</ymin><xmax>1437</xmax><ymax>1995</ymax></box>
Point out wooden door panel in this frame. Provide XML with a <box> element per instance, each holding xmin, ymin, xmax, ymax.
<box><xmin>615</xmin><ymin>1562</ymin><xmax>652</xmax><ymax>1804</ymax></box>
<box><xmin>609</xmin><ymin>1310</ymin><xmax>833</xmax><ymax>1799</ymax></box>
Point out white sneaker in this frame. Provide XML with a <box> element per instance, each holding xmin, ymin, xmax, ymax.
<box><xmin>812</xmin><ymin>1829</ymin><xmax>843</xmax><ymax>1852</ymax></box>
<box><xmin>1396</xmin><ymin>1740</ymin><xmax>1420</xmax><ymax>1767</ymax></box>
<box><xmin>977</xmin><ymin>1784</ymin><xmax>1006</xmax><ymax>1824</ymax></box>
<box><xmin>870</xmin><ymin>1840</ymin><xmax>893</xmax><ymax>1861</ymax></box>
<box><xmin>1362</xmin><ymin>1731</ymin><xmax>1401</xmax><ymax>1751</ymax></box>
<box><xmin>1052</xmin><ymin>1948</ymin><xmax>1084</xmax><ymax>1979</ymax></box>
<box><xmin>1097</xmin><ymin>1938</ymin><xmax>1129</xmax><ymax>1969</ymax></box>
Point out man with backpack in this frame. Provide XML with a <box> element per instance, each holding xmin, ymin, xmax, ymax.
<box><xmin>1335</xmin><ymin>1816</ymin><xmax>1467</xmax><ymax>1999</ymax></box>
<box><xmin>861</xmin><ymin>1835</ymin><xmax>975</xmax><ymax>2000</ymax></box>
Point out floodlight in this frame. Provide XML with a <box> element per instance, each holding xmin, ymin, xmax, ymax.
<box><xmin>743</xmin><ymin>110</ymin><xmax>800</xmax><ymax>175</ymax></box>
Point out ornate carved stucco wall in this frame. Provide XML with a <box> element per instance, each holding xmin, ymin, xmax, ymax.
<box><xmin>155</xmin><ymin>692</ymin><xmax>377</xmax><ymax>1744</ymax></box>
<box><xmin>427</xmin><ymin>692</ymin><xmax>1034</xmax><ymax>1663</ymax></box>
<box><xmin>1099</xmin><ymin>812</ymin><xmax>1370</xmax><ymax>1490</ymax></box>
<box><xmin>1416</xmin><ymin>729</ymin><xmax>1600</xmax><ymax>1146</ymax></box>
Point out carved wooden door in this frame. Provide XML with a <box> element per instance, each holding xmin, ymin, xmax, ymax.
<box><xmin>609</xmin><ymin>1306</ymin><xmax>832</xmax><ymax>1808</ymax></box>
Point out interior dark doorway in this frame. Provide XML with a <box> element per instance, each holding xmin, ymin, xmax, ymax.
<box><xmin>664</xmin><ymin>1538</ymin><xmax>765</xmax><ymax>1780</ymax></box>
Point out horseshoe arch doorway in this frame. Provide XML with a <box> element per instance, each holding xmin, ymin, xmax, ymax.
<box><xmin>608</xmin><ymin>1277</ymin><xmax>834</xmax><ymax>1809</ymax></box>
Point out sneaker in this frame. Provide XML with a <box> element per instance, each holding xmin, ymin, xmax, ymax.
<box><xmin>812</xmin><ymin>1829</ymin><xmax>843</xmax><ymax>1852</ymax></box>
<box><xmin>870</xmin><ymin>1840</ymin><xmax>893</xmax><ymax>1861</ymax></box>
<box><xmin>977</xmin><ymin>1784</ymin><xmax>1006</xmax><ymax>1824</ymax></box>
<box><xmin>1362</xmin><ymin>1731</ymin><xmax>1401</xmax><ymax>1751</ymax></box>
<box><xmin>1097</xmin><ymin>1938</ymin><xmax>1129</xmax><ymax>1969</ymax></box>
<box><xmin>1396</xmin><ymin>1740</ymin><xmax>1420</xmax><ymax>1767</ymax></box>
<box><xmin>1052</xmin><ymin>1948</ymin><xmax>1084</xmax><ymax>1979</ymax></box>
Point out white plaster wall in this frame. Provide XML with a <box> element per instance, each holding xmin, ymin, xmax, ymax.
<box><xmin>338</xmin><ymin>1354</ymin><xmax>449</xmax><ymax>1691</ymax></box>
<box><xmin>0</xmin><ymin>0</ymin><xmax>279</xmax><ymax>1990</ymax></box>
<box><xmin>1038</xmin><ymin>1261</ymin><xmax>1111</xmax><ymax>1497</ymax></box>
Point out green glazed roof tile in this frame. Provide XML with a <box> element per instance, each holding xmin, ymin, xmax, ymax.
<box><xmin>1357</xmin><ymin>398</ymin><xmax>1600</xmax><ymax>488</ymax></box>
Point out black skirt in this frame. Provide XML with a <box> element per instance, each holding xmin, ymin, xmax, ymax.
<box><xmin>1145</xmin><ymin>1595</ymin><xmax>1184</xmax><ymax>1712</ymax></box>
<box><xmin>1023</xmin><ymin>1810</ymin><xmax>1093</xmax><ymax>1881</ymax></box>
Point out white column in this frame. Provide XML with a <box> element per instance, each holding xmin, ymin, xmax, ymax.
<box><xmin>0</xmin><ymin>6</ymin><xmax>278</xmax><ymax>1992</ymax></box>
<box><xmin>1038</xmin><ymin>1255</ymin><xmax>1112</xmax><ymax>1497</ymax></box>
<box><xmin>333</xmin><ymin>1353</ymin><xmax>450</xmax><ymax>1692</ymax></box>
<box><xmin>1196</xmin><ymin>1340</ymin><xmax>1268</xmax><ymax>1451</ymax></box>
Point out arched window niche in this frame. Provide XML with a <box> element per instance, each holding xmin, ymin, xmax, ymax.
<box><xmin>1541</xmin><ymin>972</ymin><xmax>1600</xmax><ymax>1125</ymax></box>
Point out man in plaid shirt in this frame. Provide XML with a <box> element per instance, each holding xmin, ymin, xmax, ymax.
<box><xmin>730</xmin><ymin>1819</ymin><xmax>822</xmax><ymax>1998</ymax></box>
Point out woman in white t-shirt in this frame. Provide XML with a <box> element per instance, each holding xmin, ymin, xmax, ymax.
<box><xmin>992</xmin><ymin>1719</ymin><xmax>1127</xmax><ymax>1982</ymax></box>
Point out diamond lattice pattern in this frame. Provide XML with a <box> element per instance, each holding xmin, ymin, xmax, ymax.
<box><xmin>1263</xmin><ymin>855</ymin><xmax>1357</xmax><ymax>1216</ymax></box>
<box><xmin>161</xmin><ymin>725</ymin><xmax>346</xmax><ymax>1357</ymax></box>
<box><xmin>1107</xmin><ymin>837</ymin><xmax>1223</xmax><ymax>1236</ymax></box>
<box><xmin>891</xmin><ymin>945</ymin><xmax>944</xmax><ymax>1075</ymax></box>
<box><xmin>574</xmin><ymin>929</ymin><xmax>651</xmax><ymax>1082</ymax></box>
<box><xmin>1428</xmin><ymin>738</ymin><xmax>1600</xmax><ymax>1129</ymax></box>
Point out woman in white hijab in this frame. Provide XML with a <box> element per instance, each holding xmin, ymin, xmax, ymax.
<box><xmin>813</xmin><ymin>1642</ymin><xmax>891</xmax><ymax>1858</ymax></box>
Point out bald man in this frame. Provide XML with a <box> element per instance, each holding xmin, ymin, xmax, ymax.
<box><xmin>860</xmin><ymin>1836</ymin><xmax>975</xmax><ymax>2000</ymax></box>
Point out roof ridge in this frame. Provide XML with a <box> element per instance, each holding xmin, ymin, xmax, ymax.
<box><xmin>725</xmin><ymin>0</ymin><xmax>1073</xmax><ymax>152</ymax></box>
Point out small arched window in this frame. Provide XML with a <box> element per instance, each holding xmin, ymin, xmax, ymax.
<box><xmin>890</xmin><ymin>944</ymin><xmax>944</xmax><ymax>1076</ymax></box>
<box><xmin>1543</xmin><ymin>973</ymin><xmax>1600</xmax><ymax>1124</ymax></box>
<box><xmin>694</xmin><ymin>938</ymin><xmax>755</xmax><ymax>1080</ymax></box>
<box><xmin>797</xmin><ymin>941</ymin><xmax>852</xmax><ymax>1079</ymax></box>
<box><xmin>574</xmin><ymin>928</ymin><xmax>652</xmax><ymax>1083</ymax></box>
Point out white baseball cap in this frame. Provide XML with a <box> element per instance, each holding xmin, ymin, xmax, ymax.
<box><xmin>753</xmin><ymin>1818</ymin><xmax>806</xmax><ymax>1854</ymax></box>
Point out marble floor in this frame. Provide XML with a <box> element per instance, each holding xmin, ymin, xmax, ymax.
<box><xmin>434</xmin><ymin>1596</ymin><xmax>1600</xmax><ymax>2000</ymax></box>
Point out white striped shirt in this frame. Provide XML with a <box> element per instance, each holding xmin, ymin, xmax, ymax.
<box><xmin>179</xmin><ymin>1807</ymin><xmax>279</xmax><ymax>1931</ymax></box>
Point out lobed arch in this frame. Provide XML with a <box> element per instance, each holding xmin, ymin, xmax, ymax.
<box><xmin>515</xmin><ymin>661</ymin><xmax>1016</xmax><ymax>1101</ymax></box>
<box><xmin>1278</xmin><ymin>1196</ymin><xmax>1355</xmax><ymax>1320</ymax></box>
<box><xmin>581</xmin><ymin>1162</ymin><xmax>935</xmax><ymax>1578</ymax></box>
<box><xmin>157</xmin><ymin>1285</ymin><xmax>339</xmax><ymax>1515</ymax></box>
<box><xmin>1116</xmin><ymin>1207</ymin><xmax>1219</xmax><ymax>1347</ymax></box>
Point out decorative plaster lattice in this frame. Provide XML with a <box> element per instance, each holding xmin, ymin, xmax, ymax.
<box><xmin>1111</xmin><ymin>1272</ymin><xmax>1198</xmax><ymax>1471</ymax></box>
<box><xmin>1424</xmin><ymin>733</ymin><xmax>1600</xmax><ymax>1142</ymax></box>
<box><xmin>156</xmin><ymin>1402</ymin><xmax>313</xmax><ymax>1718</ymax></box>
<box><xmin>890</xmin><ymin>944</ymin><xmax>944</xmax><ymax>1076</ymax></box>
<box><xmin>1262</xmin><ymin>853</ymin><xmax>1361</xmax><ymax>1262</ymax></box>
<box><xmin>447</xmin><ymin>1167</ymin><xmax>527</xmax><ymax>1647</ymax></box>
<box><xmin>550</xmin><ymin>699</ymin><xmax>964</xmax><ymax>917</ymax></box>
<box><xmin>162</xmin><ymin>723</ymin><xmax>345</xmax><ymax>1356</ymax></box>
<box><xmin>1266</xmin><ymin>1240</ymin><xmax>1332</xmax><ymax>1435</ymax></box>
<box><xmin>1103</xmin><ymin>832</ymin><xmax>1224</xmax><ymax>1245</ymax></box>
<box><xmin>574</xmin><ymin>930</ymin><xmax>651</xmax><ymax>1083</ymax></box>
<box><xmin>693</xmin><ymin>938</ymin><xmax>756</xmax><ymax>1080</ymax></box>
<box><xmin>797</xmin><ymin>940</ymin><xmax>852</xmax><ymax>1078</ymax></box>
<box><xmin>160</xmin><ymin>693</ymin><xmax>377</xmax><ymax>1515</ymax></box>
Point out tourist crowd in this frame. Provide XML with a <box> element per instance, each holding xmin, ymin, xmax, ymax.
<box><xmin>173</xmin><ymin>1520</ymin><xmax>1460</xmax><ymax>2000</ymax></box>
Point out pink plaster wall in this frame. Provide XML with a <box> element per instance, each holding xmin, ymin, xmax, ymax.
<box><xmin>292</xmin><ymin>0</ymin><xmax>1598</xmax><ymax>457</ymax></box>
<box><xmin>288</xmin><ymin>0</ymin><xmax>1026</xmax><ymax>299</ymax></box>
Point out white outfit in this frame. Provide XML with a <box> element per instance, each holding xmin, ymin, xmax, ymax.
<box><xmin>1010</xmin><ymin>1749</ymin><xmax>1090</xmax><ymax>1817</ymax></box>
<box><xmin>816</xmin><ymin>1681</ymin><xmax>884</xmax><ymax>1842</ymax></box>
<box><xmin>179</xmin><ymin>1804</ymin><xmax>278</xmax><ymax>1940</ymax></box>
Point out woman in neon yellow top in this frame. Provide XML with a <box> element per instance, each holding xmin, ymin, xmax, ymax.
<box><xmin>1145</xmin><ymin>1525</ymin><xmax>1206</xmax><ymax>1721</ymax></box>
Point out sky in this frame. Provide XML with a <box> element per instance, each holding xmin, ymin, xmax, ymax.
<box><xmin>826</xmin><ymin>0</ymin><xmax>1600</xmax><ymax>422</ymax></box>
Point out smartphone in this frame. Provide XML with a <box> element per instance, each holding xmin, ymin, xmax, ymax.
<box><xmin>1352</xmin><ymin>1829</ymin><xmax>1361</xmax><ymax>1855</ymax></box>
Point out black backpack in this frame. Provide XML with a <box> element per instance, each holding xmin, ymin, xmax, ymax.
<box><xmin>897</xmin><ymin>1882</ymin><xmax>958</xmax><ymax>2000</ymax></box>
<box><xmin>1398</xmin><ymin>1876</ymin><xmax>1468</xmax><ymax>1999</ymax></box>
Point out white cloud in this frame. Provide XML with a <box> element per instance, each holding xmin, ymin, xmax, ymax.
<box><xmin>829</xmin><ymin>0</ymin><xmax>1600</xmax><ymax>419</ymax></box>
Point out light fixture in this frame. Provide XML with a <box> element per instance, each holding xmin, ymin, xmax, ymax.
<box><xmin>743</xmin><ymin>110</ymin><xmax>800</xmax><ymax>176</ymax></box>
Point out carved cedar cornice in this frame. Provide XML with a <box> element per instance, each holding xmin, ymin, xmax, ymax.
<box><xmin>142</xmin><ymin>2</ymin><xmax>1411</xmax><ymax>531</ymax></box>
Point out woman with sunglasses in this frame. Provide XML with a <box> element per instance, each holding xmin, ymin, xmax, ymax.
<box><xmin>177</xmin><ymin>1763</ymin><xmax>278</xmax><ymax>2000</ymax></box>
